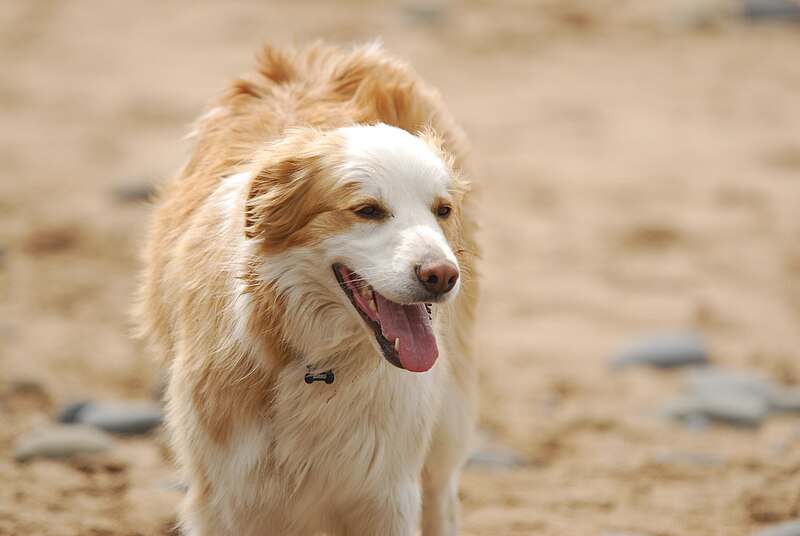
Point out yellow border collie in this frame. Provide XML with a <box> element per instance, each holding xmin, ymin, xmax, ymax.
<box><xmin>138</xmin><ymin>42</ymin><xmax>480</xmax><ymax>536</ymax></box>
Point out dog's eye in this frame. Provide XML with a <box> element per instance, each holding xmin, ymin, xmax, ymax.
<box><xmin>436</xmin><ymin>205</ymin><xmax>452</xmax><ymax>218</ymax></box>
<box><xmin>355</xmin><ymin>205</ymin><xmax>385</xmax><ymax>219</ymax></box>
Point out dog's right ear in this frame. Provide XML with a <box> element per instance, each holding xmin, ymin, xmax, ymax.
<box><xmin>244</xmin><ymin>129</ymin><xmax>341</xmax><ymax>252</ymax></box>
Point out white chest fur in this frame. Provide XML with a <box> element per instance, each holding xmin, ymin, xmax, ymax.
<box><xmin>199</xmin><ymin>355</ymin><xmax>445</xmax><ymax>533</ymax></box>
<box><xmin>270</xmin><ymin>359</ymin><xmax>440</xmax><ymax>493</ymax></box>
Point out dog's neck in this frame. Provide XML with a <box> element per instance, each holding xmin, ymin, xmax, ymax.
<box><xmin>301</xmin><ymin>345</ymin><xmax>387</xmax><ymax>387</ymax></box>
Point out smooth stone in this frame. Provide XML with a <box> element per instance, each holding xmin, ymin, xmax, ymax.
<box><xmin>661</xmin><ymin>390</ymin><xmax>768</xmax><ymax>427</ymax></box>
<box><xmin>749</xmin><ymin>520</ymin><xmax>800</xmax><ymax>536</ymax></box>
<box><xmin>684</xmin><ymin>413</ymin><xmax>711</xmax><ymax>433</ymax></box>
<box><xmin>765</xmin><ymin>386</ymin><xmax>800</xmax><ymax>412</ymax></box>
<box><xmin>467</xmin><ymin>446</ymin><xmax>528</xmax><ymax>470</ymax></box>
<box><xmin>699</xmin><ymin>390</ymin><xmax>767</xmax><ymax>426</ymax></box>
<box><xmin>58</xmin><ymin>401</ymin><xmax>92</xmax><ymax>424</ymax></box>
<box><xmin>14</xmin><ymin>425</ymin><xmax>113</xmax><ymax>462</ymax></box>
<box><xmin>651</xmin><ymin>448</ymin><xmax>724</xmax><ymax>467</ymax></box>
<box><xmin>111</xmin><ymin>182</ymin><xmax>157</xmax><ymax>203</ymax></box>
<box><xmin>76</xmin><ymin>401</ymin><xmax>163</xmax><ymax>435</ymax></box>
<box><xmin>10</xmin><ymin>375</ymin><xmax>46</xmax><ymax>394</ymax></box>
<box><xmin>742</xmin><ymin>0</ymin><xmax>800</xmax><ymax>21</ymax></box>
<box><xmin>666</xmin><ymin>2</ymin><xmax>723</xmax><ymax>30</ymax></box>
<box><xmin>611</xmin><ymin>331</ymin><xmax>707</xmax><ymax>369</ymax></box>
<box><xmin>402</xmin><ymin>3</ymin><xmax>445</xmax><ymax>25</ymax></box>
<box><xmin>688</xmin><ymin>368</ymin><xmax>800</xmax><ymax>412</ymax></box>
<box><xmin>688</xmin><ymin>368</ymin><xmax>769</xmax><ymax>396</ymax></box>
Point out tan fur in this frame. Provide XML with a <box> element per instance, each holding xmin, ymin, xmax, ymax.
<box><xmin>138</xmin><ymin>42</ymin><xmax>480</xmax><ymax>536</ymax></box>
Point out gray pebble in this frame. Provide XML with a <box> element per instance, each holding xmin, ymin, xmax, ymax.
<box><xmin>75</xmin><ymin>401</ymin><xmax>163</xmax><ymax>435</ymax></box>
<box><xmin>14</xmin><ymin>425</ymin><xmax>113</xmax><ymax>462</ymax></box>
<box><xmin>688</xmin><ymin>368</ymin><xmax>800</xmax><ymax>413</ymax></box>
<box><xmin>749</xmin><ymin>520</ymin><xmax>800</xmax><ymax>536</ymax></box>
<box><xmin>467</xmin><ymin>445</ymin><xmax>528</xmax><ymax>470</ymax></box>
<box><xmin>111</xmin><ymin>182</ymin><xmax>157</xmax><ymax>203</ymax></box>
<box><xmin>688</xmin><ymin>368</ymin><xmax>769</xmax><ymax>396</ymax></box>
<box><xmin>10</xmin><ymin>375</ymin><xmax>46</xmax><ymax>395</ymax></box>
<box><xmin>664</xmin><ymin>0</ymin><xmax>725</xmax><ymax>30</ymax></box>
<box><xmin>58</xmin><ymin>401</ymin><xmax>92</xmax><ymax>424</ymax></box>
<box><xmin>661</xmin><ymin>390</ymin><xmax>768</xmax><ymax>427</ymax></box>
<box><xmin>743</xmin><ymin>0</ymin><xmax>800</xmax><ymax>21</ymax></box>
<box><xmin>611</xmin><ymin>331</ymin><xmax>707</xmax><ymax>369</ymax></box>
<box><xmin>684</xmin><ymin>413</ymin><xmax>711</xmax><ymax>433</ymax></box>
<box><xmin>651</xmin><ymin>448</ymin><xmax>724</xmax><ymax>467</ymax></box>
<box><xmin>402</xmin><ymin>3</ymin><xmax>445</xmax><ymax>25</ymax></box>
<box><xmin>765</xmin><ymin>385</ymin><xmax>800</xmax><ymax>412</ymax></box>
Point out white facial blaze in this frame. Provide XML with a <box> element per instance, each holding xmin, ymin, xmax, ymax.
<box><xmin>323</xmin><ymin>123</ymin><xmax>460</xmax><ymax>304</ymax></box>
<box><xmin>393</xmin><ymin>224</ymin><xmax>457</xmax><ymax>274</ymax></box>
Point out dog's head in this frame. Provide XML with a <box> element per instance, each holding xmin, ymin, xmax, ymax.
<box><xmin>245</xmin><ymin>123</ymin><xmax>469</xmax><ymax>373</ymax></box>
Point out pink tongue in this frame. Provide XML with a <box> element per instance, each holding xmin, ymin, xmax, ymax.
<box><xmin>374</xmin><ymin>294</ymin><xmax>439</xmax><ymax>372</ymax></box>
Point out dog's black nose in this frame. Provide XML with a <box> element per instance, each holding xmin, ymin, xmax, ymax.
<box><xmin>416</xmin><ymin>261</ymin><xmax>459</xmax><ymax>296</ymax></box>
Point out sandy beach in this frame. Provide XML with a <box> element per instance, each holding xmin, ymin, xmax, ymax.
<box><xmin>1</xmin><ymin>1</ymin><xmax>800</xmax><ymax>534</ymax></box>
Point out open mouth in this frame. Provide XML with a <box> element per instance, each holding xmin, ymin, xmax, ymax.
<box><xmin>333</xmin><ymin>264</ymin><xmax>438</xmax><ymax>373</ymax></box>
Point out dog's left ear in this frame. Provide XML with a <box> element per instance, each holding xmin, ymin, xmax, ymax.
<box><xmin>244</xmin><ymin>129</ymin><xmax>339</xmax><ymax>251</ymax></box>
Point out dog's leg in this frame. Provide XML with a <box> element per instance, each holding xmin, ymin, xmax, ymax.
<box><xmin>421</xmin><ymin>479</ymin><xmax>459</xmax><ymax>536</ymax></box>
<box><xmin>177</xmin><ymin>487</ymin><xmax>212</xmax><ymax>536</ymax></box>
<box><xmin>340</xmin><ymin>483</ymin><xmax>420</xmax><ymax>536</ymax></box>
<box><xmin>421</xmin><ymin>379</ymin><xmax>475</xmax><ymax>536</ymax></box>
<box><xmin>173</xmin><ymin>451</ymin><xmax>235</xmax><ymax>536</ymax></box>
<box><xmin>168</xmin><ymin>375</ymin><xmax>267</xmax><ymax>536</ymax></box>
<box><xmin>177</xmin><ymin>494</ymin><xmax>268</xmax><ymax>536</ymax></box>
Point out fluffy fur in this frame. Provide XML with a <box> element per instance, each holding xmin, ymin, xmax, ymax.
<box><xmin>137</xmin><ymin>42</ymin><xmax>480</xmax><ymax>536</ymax></box>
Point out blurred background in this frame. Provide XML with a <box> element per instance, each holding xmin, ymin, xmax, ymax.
<box><xmin>1</xmin><ymin>1</ymin><xmax>800</xmax><ymax>534</ymax></box>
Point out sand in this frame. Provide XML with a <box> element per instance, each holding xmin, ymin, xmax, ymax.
<box><xmin>1</xmin><ymin>1</ymin><xmax>799</xmax><ymax>534</ymax></box>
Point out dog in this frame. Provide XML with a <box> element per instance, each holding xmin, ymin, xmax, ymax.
<box><xmin>137</xmin><ymin>42</ymin><xmax>479</xmax><ymax>536</ymax></box>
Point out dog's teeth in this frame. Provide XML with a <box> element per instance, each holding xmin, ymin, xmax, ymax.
<box><xmin>362</xmin><ymin>286</ymin><xmax>373</xmax><ymax>299</ymax></box>
<box><xmin>394</xmin><ymin>338</ymin><xmax>400</xmax><ymax>351</ymax></box>
<box><xmin>368</xmin><ymin>299</ymin><xmax>377</xmax><ymax>312</ymax></box>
